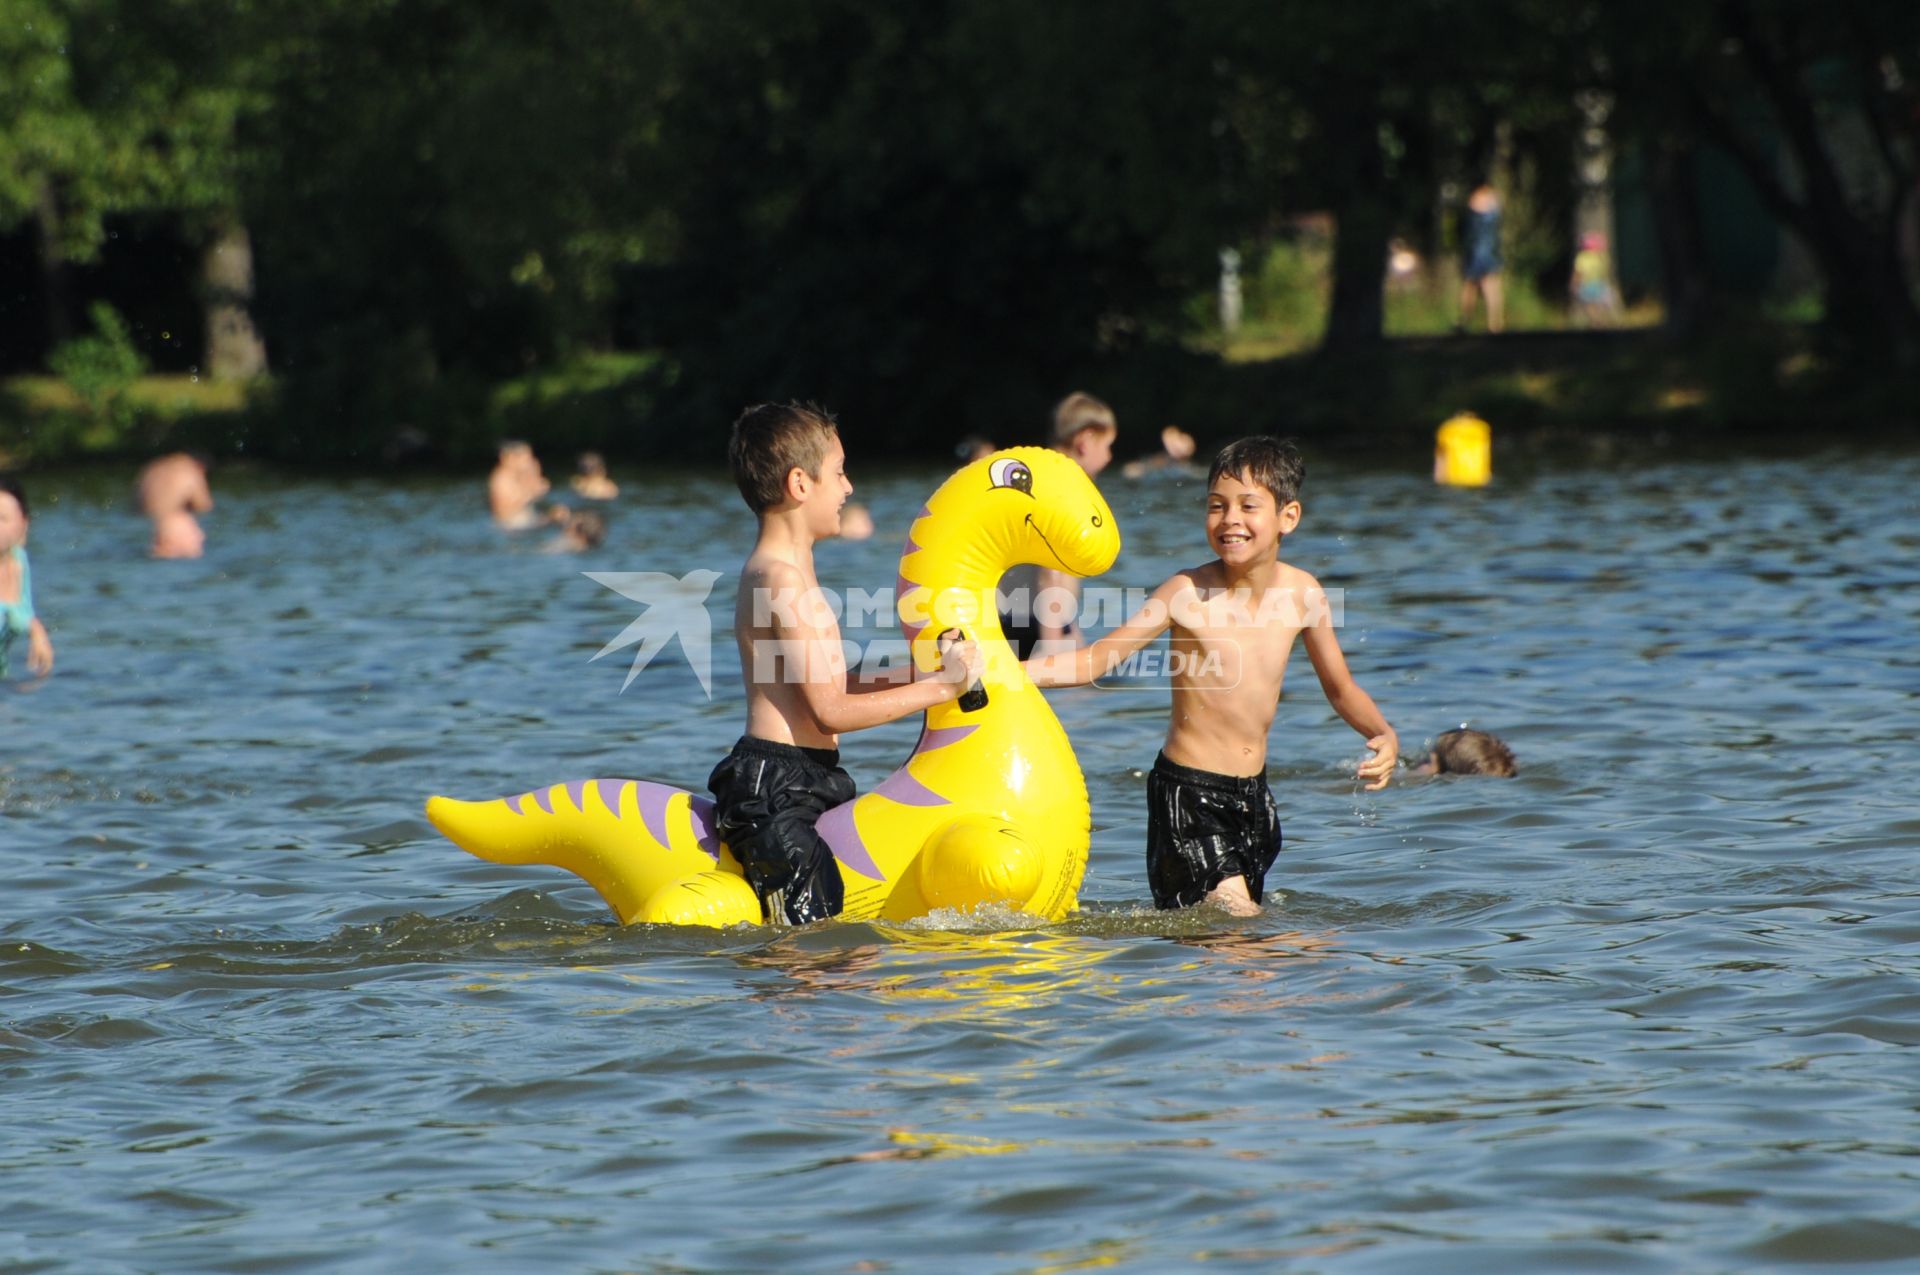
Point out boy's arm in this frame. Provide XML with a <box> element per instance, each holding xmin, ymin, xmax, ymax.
<box><xmin>1025</xmin><ymin>574</ymin><xmax>1181</xmax><ymax>688</ymax></box>
<box><xmin>767</xmin><ymin>567</ymin><xmax>978</xmax><ymax>733</ymax></box>
<box><xmin>1298</xmin><ymin>576</ymin><xmax>1397</xmax><ymax>790</ymax></box>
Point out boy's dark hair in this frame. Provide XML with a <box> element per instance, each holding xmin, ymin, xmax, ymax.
<box><xmin>0</xmin><ymin>475</ymin><xmax>27</xmax><ymax>518</ymax></box>
<box><xmin>728</xmin><ymin>402</ymin><xmax>839</xmax><ymax>513</ymax></box>
<box><xmin>1208</xmin><ymin>436</ymin><xmax>1305</xmax><ymax>507</ymax></box>
<box><xmin>1432</xmin><ymin>729</ymin><xmax>1517</xmax><ymax>777</ymax></box>
<box><xmin>576</xmin><ymin>451</ymin><xmax>606</xmax><ymax>475</ymax></box>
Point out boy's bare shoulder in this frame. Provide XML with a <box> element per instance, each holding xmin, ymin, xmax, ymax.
<box><xmin>740</xmin><ymin>548</ymin><xmax>808</xmax><ymax>589</ymax></box>
<box><xmin>1272</xmin><ymin>559</ymin><xmax>1323</xmax><ymax>591</ymax></box>
<box><xmin>1170</xmin><ymin>561</ymin><xmax>1219</xmax><ymax>591</ymax></box>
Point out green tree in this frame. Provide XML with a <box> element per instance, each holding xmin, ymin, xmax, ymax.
<box><xmin>1604</xmin><ymin>0</ymin><xmax>1920</xmax><ymax>361</ymax></box>
<box><xmin>0</xmin><ymin>2</ymin><xmax>115</xmax><ymax>344</ymax></box>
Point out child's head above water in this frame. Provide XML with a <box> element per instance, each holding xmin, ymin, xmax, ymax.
<box><xmin>1420</xmin><ymin>728</ymin><xmax>1517</xmax><ymax>777</ymax></box>
<box><xmin>728</xmin><ymin>401</ymin><xmax>841</xmax><ymax>514</ymax></box>
<box><xmin>1051</xmin><ymin>391</ymin><xmax>1117</xmax><ymax>477</ymax></box>
<box><xmin>567</xmin><ymin>509</ymin><xmax>607</xmax><ymax>549</ymax></box>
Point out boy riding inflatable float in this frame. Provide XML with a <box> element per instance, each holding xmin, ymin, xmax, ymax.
<box><xmin>426</xmin><ymin>448</ymin><xmax>1121</xmax><ymax>926</ymax></box>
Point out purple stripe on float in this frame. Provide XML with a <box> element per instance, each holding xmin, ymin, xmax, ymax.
<box><xmin>817</xmin><ymin>801</ymin><xmax>882</xmax><ymax>880</ymax></box>
<box><xmin>521</xmin><ymin>786</ymin><xmax>554</xmax><ymax>815</ymax></box>
<box><xmin>915</xmin><ymin>724</ymin><xmax>977</xmax><ymax>755</ymax></box>
<box><xmin>634</xmin><ymin>781</ymin><xmax>679</xmax><ymax>848</ymax></box>
<box><xmin>595</xmin><ymin>778</ymin><xmax>631</xmax><ymax>815</ymax></box>
<box><xmin>873</xmin><ymin>766</ymin><xmax>949</xmax><ymax>808</ymax></box>
<box><xmin>687</xmin><ymin>796</ymin><xmax>721</xmax><ymax>860</ymax></box>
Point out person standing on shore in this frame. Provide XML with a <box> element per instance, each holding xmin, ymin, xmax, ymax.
<box><xmin>1458</xmin><ymin>183</ymin><xmax>1505</xmax><ymax>334</ymax></box>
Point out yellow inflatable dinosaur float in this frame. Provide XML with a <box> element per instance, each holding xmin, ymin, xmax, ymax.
<box><xmin>426</xmin><ymin>448</ymin><xmax>1121</xmax><ymax>926</ymax></box>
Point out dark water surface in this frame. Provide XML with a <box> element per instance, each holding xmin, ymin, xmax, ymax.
<box><xmin>4</xmin><ymin>448</ymin><xmax>1919</xmax><ymax>1273</ymax></box>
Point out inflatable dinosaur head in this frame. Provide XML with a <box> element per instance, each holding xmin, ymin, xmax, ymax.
<box><xmin>898</xmin><ymin>447</ymin><xmax>1121</xmax><ymax>652</ymax></box>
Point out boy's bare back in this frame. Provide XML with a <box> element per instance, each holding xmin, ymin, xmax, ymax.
<box><xmin>736</xmin><ymin>546</ymin><xmax>842</xmax><ymax>750</ymax></box>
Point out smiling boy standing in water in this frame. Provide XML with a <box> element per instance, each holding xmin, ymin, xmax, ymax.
<box><xmin>1026</xmin><ymin>437</ymin><xmax>1396</xmax><ymax>914</ymax></box>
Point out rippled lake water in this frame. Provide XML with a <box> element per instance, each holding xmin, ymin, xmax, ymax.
<box><xmin>4</xmin><ymin>444</ymin><xmax>1919</xmax><ymax>1273</ymax></box>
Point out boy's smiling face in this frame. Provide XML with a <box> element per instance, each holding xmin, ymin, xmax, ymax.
<box><xmin>800</xmin><ymin>434</ymin><xmax>852</xmax><ymax>538</ymax></box>
<box><xmin>1206</xmin><ymin>469</ymin><xmax>1301</xmax><ymax>568</ymax></box>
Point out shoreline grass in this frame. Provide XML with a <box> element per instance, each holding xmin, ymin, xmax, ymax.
<box><xmin>4</xmin><ymin>323</ymin><xmax>1912</xmax><ymax>471</ymax></box>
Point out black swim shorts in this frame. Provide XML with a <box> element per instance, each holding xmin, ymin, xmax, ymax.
<box><xmin>706</xmin><ymin>736</ymin><xmax>856</xmax><ymax>925</ymax></box>
<box><xmin>1145</xmin><ymin>751</ymin><xmax>1283</xmax><ymax>910</ymax></box>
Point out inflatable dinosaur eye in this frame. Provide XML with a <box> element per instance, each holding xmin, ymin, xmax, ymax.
<box><xmin>988</xmin><ymin>458</ymin><xmax>1033</xmax><ymax>495</ymax></box>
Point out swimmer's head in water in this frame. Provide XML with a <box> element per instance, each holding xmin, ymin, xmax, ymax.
<box><xmin>1208</xmin><ymin>436</ymin><xmax>1304</xmax><ymax>509</ymax></box>
<box><xmin>576</xmin><ymin>451</ymin><xmax>607</xmax><ymax>477</ymax></box>
<box><xmin>569</xmin><ymin>510</ymin><xmax>608</xmax><ymax>549</ymax></box>
<box><xmin>728</xmin><ymin>401</ymin><xmax>840</xmax><ymax>513</ymax></box>
<box><xmin>1422</xmin><ymin>729</ymin><xmax>1517</xmax><ymax>777</ymax></box>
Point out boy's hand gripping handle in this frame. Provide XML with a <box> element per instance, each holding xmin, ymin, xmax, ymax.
<box><xmin>939</xmin><ymin>628</ymin><xmax>989</xmax><ymax>712</ymax></box>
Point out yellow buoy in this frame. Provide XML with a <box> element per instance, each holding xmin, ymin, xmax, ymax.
<box><xmin>1434</xmin><ymin>412</ymin><xmax>1492</xmax><ymax>487</ymax></box>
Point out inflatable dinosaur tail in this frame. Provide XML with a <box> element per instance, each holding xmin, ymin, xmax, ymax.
<box><xmin>425</xmin><ymin>779</ymin><xmax>757</xmax><ymax>925</ymax></box>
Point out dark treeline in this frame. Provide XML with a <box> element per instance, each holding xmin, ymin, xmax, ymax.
<box><xmin>2</xmin><ymin>0</ymin><xmax>1916</xmax><ymax>461</ymax></box>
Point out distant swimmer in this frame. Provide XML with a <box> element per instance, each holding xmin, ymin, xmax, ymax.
<box><xmin>570</xmin><ymin>452</ymin><xmax>619</xmax><ymax>501</ymax></box>
<box><xmin>955</xmin><ymin>435</ymin><xmax>996</xmax><ymax>463</ymax></box>
<box><xmin>1121</xmin><ymin>425</ymin><xmax>1200</xmax><ymax>479</ymax></box>
<box><xmin>835</xmin><ymin>502</ymin><xmax>875</xmax><ymax>541</ymax></box>
<box><xmin>489</xmin><ymin>440</ymin><xmax>552</xmax><ymax>530</ymax></box>
<box><xmin>543</xmin><ymin>508</ymin><xmax>607</xmax><ymax>553</ymax></box>
<box><xmin>0</xmin><ymin>476</ymin><xmax>55</xmax><ymax>677</ymax></box>
<box><xmin>136</xmin><ymin>453</ymin><xmax>213</xmax><ymax>559</ymax></box>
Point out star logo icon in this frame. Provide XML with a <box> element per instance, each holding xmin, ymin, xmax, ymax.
<box><xmin>585</xmin><ymin>569</ymin><xmax>724</xmax><ymax>696</ymax></box>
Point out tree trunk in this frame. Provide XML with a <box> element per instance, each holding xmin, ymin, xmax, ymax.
<box><xmin>202</xmin><ymin>219</ymin><xmax>269</xmax><ymax>380</ymax></box>
<box><xmin>1646</xmin><ymin>141</ymin><xmax>1718</xmax><ymax>335</ymax></box>
<box><xmin>1711</xmin><ymin>1</ymin><xmax>1920</xmax><ymax>363</ymax></box>
<box><xmin>1320</xmin><ymin>111</ymin><xmax>1390</xmax><ymax>351</ymax></box>
<box><xmin>33</xmin><ymin>181</ymin><xmax>73</xmax><ymax>349</ymax></box>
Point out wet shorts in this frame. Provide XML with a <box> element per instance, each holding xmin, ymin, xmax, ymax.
<box><xmin>706</xmin><ymin>736</ymin><xmax>857</xmax><ymax>925</ymax></box>
<box><xmin>1145</xmin><ymin>752</ymin><xmax>1283</xmax><ymax>910</ymax></box>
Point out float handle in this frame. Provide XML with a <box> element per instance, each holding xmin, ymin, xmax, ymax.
<box><xmin>938</xmin><ymin>628</ymin><xmax>989</xmax><ymax>712</ymax></box>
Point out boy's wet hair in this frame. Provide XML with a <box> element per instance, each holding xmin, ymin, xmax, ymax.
<box><xmin>1432</xmin><ymin>729</ymin><xmax>1517</xmax><ymax>777</ymax></box>
<box><xmin>1208</xmin><ymin>436</ymin><xmax>1305</xmax><ymax>506</ymax></box>
<box><xmin>1051</xmin><ymin>391</ymin><xmax>1116</xmax><ymax>446</ymax></box>
<box><xmin>0</xmin><ymin>475</ymin><xmax>27</xmax><ymax>518</ymax></box>
<box><xmin>729</xmin><ymin>401</ymin><xmax>839</xmax><ymax>513</ymax></box>
<box><xmin>576</xmin><ymin>451</ymin><xmax>607</xmax><ymax>475</ymax></box>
